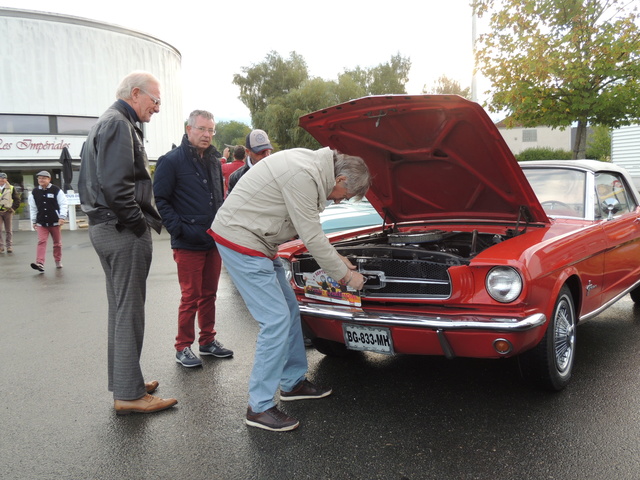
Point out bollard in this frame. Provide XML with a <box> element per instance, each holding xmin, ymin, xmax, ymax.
<box><xmin>66</xmin><ymin>190</ymin><xmax>79</xmax><ymax>231</ymax></box>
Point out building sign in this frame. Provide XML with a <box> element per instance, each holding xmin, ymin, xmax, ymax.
<box><xmin>65</xmin><ymin>191</ymin><xmax>81</xmax><ymax>205</ymax></box>
<box><xmin>0</xmin><ymin>135</ymin><xmax>85</xmax><ymax>158</ymax></box>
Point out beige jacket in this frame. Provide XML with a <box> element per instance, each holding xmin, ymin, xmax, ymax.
<box><xmin>0</xmin><ymin>185</ymin><xmax>12</xmax><ymax>210</ymax></box>
<box><xmin>211</xmin><ymin>147</ymin><xmax>348</xmax><ymax>282</ymax></box>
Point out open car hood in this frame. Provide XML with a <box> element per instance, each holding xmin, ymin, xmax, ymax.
<box><xmin>299</xmin><ymin>95</ymin><xmax>549</xmax><ymax>225</ymax></box>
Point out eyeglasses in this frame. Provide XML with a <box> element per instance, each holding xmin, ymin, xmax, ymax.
<box><xmin>140</xmin><ymin>89</ymin><xmax>161</xmax><ymax>106</ymax></box>
<box><xmin>192</xmin><ymin>126</ymin><xmax>216</xmax><ymax>135</ymax></box>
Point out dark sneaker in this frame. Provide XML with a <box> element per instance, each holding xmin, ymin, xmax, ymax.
<box><xmin>199</xmin><ymin>339</ymin><xmax>233</xmax><ymax>358</ymax></box>
<box><xmin>245</xmin><ymin>406</ymin><xmax>299</xmax><ymax>432</ymax></box>
<box><xmin>175</xmin><ymin>347</ymin><xmax>202</xmax><ymax>368</ymax></box>
<box><xmin>31</xmin><ymin>262</ymin><xmax>45</xmax><ymax>273</ymax></box>
<box><xmin>280</xmin><ymin>379</ymin><xmax>332</xmax><ymax>401</ymax></box>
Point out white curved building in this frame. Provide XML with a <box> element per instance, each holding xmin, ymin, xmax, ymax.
<box><xmin>0</xmin><ymin>7</ymin><xmax>183</xmax><ymax>196</ymax></box>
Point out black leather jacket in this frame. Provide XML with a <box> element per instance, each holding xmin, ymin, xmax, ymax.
<box><xmin>78</xmin><ymin>100</ymin><xmax>162</xmax><ymax>237</ymax></box>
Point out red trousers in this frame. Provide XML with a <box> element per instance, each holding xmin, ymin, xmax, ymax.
<box><xmin>35</xmin><ymin>225</ymin><xmax>62</xmax><ymax>264</ymax></box>
<box><xmin>173</xmin><ymin>247</ymin><xmax>222</xmax><ymax>351</ymax></box>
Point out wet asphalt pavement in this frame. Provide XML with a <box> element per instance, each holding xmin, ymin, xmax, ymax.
<box><xmin>3</xmin><ymin>226</ymin><xmax>640</xmax><ymax>479</ymax></box>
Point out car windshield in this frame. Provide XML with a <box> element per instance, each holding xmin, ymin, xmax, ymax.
<box><xmin>523</xmin><ymin>167</ymin><xmax>586</xmax><ymax>218</ymax></box>
<box><xmin>320</xmin><ymin>197</ymin><xmax>383</xmax><ymax>233</ymax></box>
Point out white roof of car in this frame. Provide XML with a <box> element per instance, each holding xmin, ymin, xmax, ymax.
<box><xmin>521</xmin><ymin>159</ymin><xmax>630</xmax><ymax>175</ymax></box>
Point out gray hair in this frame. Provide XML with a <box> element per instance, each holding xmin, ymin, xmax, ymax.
<box><xmin>115</xmin><ymin>71</ymin><xmax>160</xmax><ymax>100</ymax></box>
<box><xmin>187</xmin><ymin>110</ymin><xmax>215</xmax><ymax>126</ymax></box>
<box><xmin>334</xmin><ymin>151</ymin><xmax>371</xmax><ymax>201</ymax></box>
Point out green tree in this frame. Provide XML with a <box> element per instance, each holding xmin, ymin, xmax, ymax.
<box><xmin>262</xmin><ymin>78</ymin><xmax>343</xmax><ymax>150</ymax></box>
<box><xmin>472</xmin><ymin>0</ymin><xmax>640</xmax><ymax>159</ymax></box>
<box><xmin>586</xmin><ymin>125</ymin><xmax>612</xmax><ymax>161</ymax></box>
<box><xmin>335</xmin><ymin>72</ymin><xmax>368</xmax><ymax>102</ymax></box>
<box><xmin>342</xmin><ymin>53</ymin><xmax>411</xmax><ymax>95</ymax></box>
<box><xmin>233</xmin><ymin>51</ymin><xmax>309</xmax><ymax>129</ymax></box>
<box><xmin>235</xmin><ymin>53</ymin><xmax>412</xmax><ymax>150</ymax></box>
<box><xmin>369</xmin><ymin>53</ymin><xmax>412</xmax><ymax>94</ymax></box>
<box><xmin>213</xmin><ymin>120</ymin><xmax>251</xmax><ymax>152</ymax></box>
<box><xmin>423</xmin><ymin>74</ymin><xmax>472</xmax><ymax>99</ymax></box>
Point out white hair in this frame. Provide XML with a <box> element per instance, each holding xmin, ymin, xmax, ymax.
<box><xmin>115</xmin><ymin>71</ymin><xmax>160</xmax><ymax>100</ymax></box>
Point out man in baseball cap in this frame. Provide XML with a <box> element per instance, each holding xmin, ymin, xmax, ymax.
<box><xmin>28</xmin><ymin>170</ymin><xmax>68</xmax><ymax>271</ymax></box>
<box><xmin>245</xmin><ymin>129</ymin><xmax>273</xmax><ymax>154</ymax></box>
<box><xmin>227</xmin><ymin>130</ymin><xmax>273</xmax><ymax>195</ymax></box>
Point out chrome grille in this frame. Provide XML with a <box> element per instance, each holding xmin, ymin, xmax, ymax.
<box><xmin>292</xmin><ymin>251</ymin><xmax>459</xmax><ymax>299</ymax></box>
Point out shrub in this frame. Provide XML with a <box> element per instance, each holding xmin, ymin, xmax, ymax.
<box><xmin>516</xmin><ymin>147</ymin><xmax>573</xmax><ymax>162</ymax></box>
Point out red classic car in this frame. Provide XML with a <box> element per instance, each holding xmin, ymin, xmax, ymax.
<box><xmin>278</xmin><ymin>94</ymin><xmax>640</xmax><ymax>391</ymax></box>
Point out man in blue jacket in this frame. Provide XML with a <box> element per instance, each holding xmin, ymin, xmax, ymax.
<box><xmin>154</xmin><ymin>110</ymin><xmax>233</xmax><ymax>368</ymax></box>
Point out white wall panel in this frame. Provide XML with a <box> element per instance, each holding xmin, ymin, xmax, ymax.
<box><xmin>612</xmin><ymin>125</ymin><xmax>640</xmax><ymax>188</ymax></box>
<box><xmin>0</xmin><ymin>8</ymin><xmax>183</xmax><ymax>160</ymax></box>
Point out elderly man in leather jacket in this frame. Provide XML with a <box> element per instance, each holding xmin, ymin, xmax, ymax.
<box><xmin>78</xmin><ymin>71</ymin><xmax>177</xmax><ymax>415</ymax></box>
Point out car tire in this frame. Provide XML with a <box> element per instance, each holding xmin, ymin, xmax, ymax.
<box><xmin>311</xmin><ymin>338</ymin><xmax>353</xmax><ymax>357</ymax></box>
<box><xmin>630</xmin><ymin>285</ymin><xmax>640</xmax><ymax>304</ymax></box>
<box><xmin>519</xmin><ymin>285</ymin><xmax>576</xmax><ymax>391</ymax></box>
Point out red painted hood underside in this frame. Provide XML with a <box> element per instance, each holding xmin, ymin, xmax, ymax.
<box><xmin>299</xmin><ymin>95</ymin><xmax>549</xmax><ymax>225</ymax></box>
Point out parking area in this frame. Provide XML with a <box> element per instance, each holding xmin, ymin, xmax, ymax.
<box><xmin>3</xmin><ymin>228</ymin><xmax>640</xmax><ymax>479</ymax></box>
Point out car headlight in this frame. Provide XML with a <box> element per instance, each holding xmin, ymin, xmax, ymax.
<box><xmin>485</xmin><ymin>267</ymin><xmax>522</xmax><ymax>303</ymax></box>
<box><xmin>280</xmin><ymin>257</ymin><xmax>293</xmax><ymax>282</ymax></box>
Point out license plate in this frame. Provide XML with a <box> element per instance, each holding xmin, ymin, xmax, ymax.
<box><xmin>342</xmin><ymin>324</ymin><xmax>394</xmax><ymax>355</ymax></box>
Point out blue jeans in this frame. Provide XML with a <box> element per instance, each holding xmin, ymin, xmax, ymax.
<box><xmin>216</xmin><ymin>243</ymin><xmax>307</xmax><ymax>412</ymax></box>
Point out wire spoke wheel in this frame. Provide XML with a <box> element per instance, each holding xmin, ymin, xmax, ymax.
<box><xmin>553</xmin><ymin>297</ymin><xmax>575</xmax><ymax>374</ymax></box>
<box><xmin>519</xmin><ymin>285</ymin><xmax>576</xmax><ymax>391</ymax></box>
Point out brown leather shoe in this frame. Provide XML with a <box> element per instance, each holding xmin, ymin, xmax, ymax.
<box><xmin>145</xmin><ymin>380</ymin><xmax>159</xmax><ymax>394</ymax></box>
<box><xmin>114</xmin><ymin>394</ymin><xmax>177</xmax><ymax>415</ymax></box>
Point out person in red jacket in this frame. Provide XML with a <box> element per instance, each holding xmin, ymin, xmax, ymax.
<box><xmin>221</xmin><ymin>145</ymin><xmax>247</xmax><ymax>196</ymax></box>
<box><xmin>227</xmin><ymin>129</ymin><xmax>273</xmax><ymax>196</ymax></box>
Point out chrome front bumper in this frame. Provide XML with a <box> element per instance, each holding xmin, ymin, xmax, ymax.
<box><xmin>299</xmin><ymin>302</ymin><xmax>547</xmax><ymax>332</ymax></box>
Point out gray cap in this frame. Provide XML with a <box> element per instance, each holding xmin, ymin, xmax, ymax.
<box><xmin>245</xmin><ymin>129</ymin><xmax>273</xmax><ymax>154</ymax></box>
<box><xmin>0</xmin><ymin>172</ymin><xmax>6</xmax><ymax>179</ymax></box>
<box><xmin>36</xmin><ymin>170</ymin><xmax>51</xmax><ymax>178</ymax></box>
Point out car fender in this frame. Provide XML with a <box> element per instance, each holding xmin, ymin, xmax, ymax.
<box><xmin>546</xmin><ymin>267</ymin><xmax>582</xmax><ymax>318</ymax></box>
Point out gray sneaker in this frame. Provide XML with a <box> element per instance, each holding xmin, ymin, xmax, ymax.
<box><xmin>199</xmin><ymin>339</ymin><xmax>233</xmax><ymax>358</ymax></box>
<box><xmin>245</xmin><ymin>406</ymin><xmax>299</xmax><ymax>432</ymax></box>
<box><xmin>175</xmin><ymin>347</ymin><xmax>202</xmax><ymax>368</ymax></box>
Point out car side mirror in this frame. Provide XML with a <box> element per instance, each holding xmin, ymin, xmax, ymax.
<box><xmin>602</xmin><ymin>197</ymin><xmax>621</xmax><ymax>220</ymax></box>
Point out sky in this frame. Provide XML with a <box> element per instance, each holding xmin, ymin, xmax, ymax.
<box><xmin>1</xmin><ymin>0</ymin><xmax>484</xmax><ymax>125</ymax></box>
